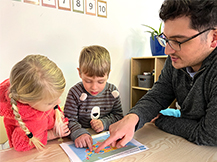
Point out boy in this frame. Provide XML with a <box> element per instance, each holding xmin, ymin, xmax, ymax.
<box><xmin>64</xmin><ymin>45</ymin><xmax>123</xmax><ymax>151</ymax></box>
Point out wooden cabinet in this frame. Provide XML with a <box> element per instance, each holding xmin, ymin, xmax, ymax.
<box><xmin>130</xmin><ymin>56</ymin><xmax>167</xmax><ymax>108</ymax></box>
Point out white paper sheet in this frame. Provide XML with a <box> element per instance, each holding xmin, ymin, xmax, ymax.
<box><xmin>60</xmin><ymin>131</ymin><xmax>148</xmax><ymax>162</ymax></box>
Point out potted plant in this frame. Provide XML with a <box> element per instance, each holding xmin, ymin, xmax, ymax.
<box><xmin>142</xmin><ymin>22</ymin><xmax>165</xmax><ymax>56</ymax></box>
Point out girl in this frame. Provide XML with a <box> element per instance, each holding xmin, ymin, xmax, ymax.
<box><xmin>0</xmin><ymin>54</ymin><xmax>70</xmax><ymax>151</ymax></box>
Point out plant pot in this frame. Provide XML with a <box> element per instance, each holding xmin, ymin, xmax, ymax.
<box><xmin>150</xmin><ymin>36</ymin><xmax>165</xmax><ymax>56</ymax></box>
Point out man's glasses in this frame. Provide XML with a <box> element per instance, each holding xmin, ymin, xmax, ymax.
<box><xmin>156</xmin><ymin>28</ymin><xmax>216</xmax><ymax>51</ymax></box>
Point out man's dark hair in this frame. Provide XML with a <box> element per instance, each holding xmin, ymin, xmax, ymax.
<box><xmin>159</xmin><ymin>0</ymin><xmax>217</xmax><ymax>31</ymax></box>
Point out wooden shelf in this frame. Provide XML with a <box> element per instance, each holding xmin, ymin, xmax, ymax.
<box><xmin>130</xmin><ymin>56</ymin><xmax>167</xmax><ymax>108</ymax></box>
<box><xmin>132</xmin><ymin>86</ymin><xmax>151</xmax><ymax>91</ymax></box>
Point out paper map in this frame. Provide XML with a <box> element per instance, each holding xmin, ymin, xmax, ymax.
<box><xmin>60</xmin><ymin>131</ymin><xmax>148</xmax><ymax>162</ymax></box>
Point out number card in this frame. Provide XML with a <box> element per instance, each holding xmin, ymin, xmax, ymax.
<box><xmin>73</xmin><ymin>0</ymin><xmax>84</xmax><ymax>13</ymax></box>
<box><xmin>42</xmin><ymin>0</ymin><xmax>56</xmax><ymax>8</ymax></box>
<box><xmin>58</xmin><ymin>0</ymin><xmax>71</xmax><ymax>11</ymax></box>
<box><xmin>86</xmin><ymin>0</ymin><xmax>96</xmax><ymax>16</ymax></box>
<box><xmin>24</xmin><ymin>0</ymin><xmax>39</xmax><ymax>5</ymax></box>
<box><xmin>97</xmin><ymin>0</ymin><xmax>107</xmax><ymax>18</ymax></box>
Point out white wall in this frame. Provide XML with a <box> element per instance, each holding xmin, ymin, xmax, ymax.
<box><xmin>0</xmin><ymin>0</ymin><xmax>163</xmax><ymax>115</ymax></box>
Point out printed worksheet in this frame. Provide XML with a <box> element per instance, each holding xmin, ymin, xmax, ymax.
<box><xmin>60</xmin><ymin>131</ymin><xmax>148</xmax><ymax>162</ymax></box>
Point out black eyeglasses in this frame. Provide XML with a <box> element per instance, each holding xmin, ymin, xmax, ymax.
<box><xmin>156</xmin><ymin>28</ymin><xmax>216</xmax><ymax>51</ymax></box>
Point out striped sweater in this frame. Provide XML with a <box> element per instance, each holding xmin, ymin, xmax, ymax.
<box><xmin>64</xmin><ymin>82</ymin><xmax>123</xmax><ymax>141</ymax></box>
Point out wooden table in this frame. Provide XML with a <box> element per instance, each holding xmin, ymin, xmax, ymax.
<box><xmin>1</xmin><ymin>123</ymin><xmax>217</xmax><ymax>162</ymax></box>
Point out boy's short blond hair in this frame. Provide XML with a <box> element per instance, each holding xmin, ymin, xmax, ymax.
<box><xmin>79</xmin><ymin>45</ymin><xmax>111</xmax><ymax>77</ymax></box>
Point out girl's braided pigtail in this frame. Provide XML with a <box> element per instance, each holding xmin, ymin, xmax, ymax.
<box><xmin>9</xmin><ymin>93</ymin><xmax>45</xmax><ymax>151</ymax></box>
<box><xmin>54</xmin><ymin>105</ymin><xmax>65</xmax><ymax>142</ymax></box>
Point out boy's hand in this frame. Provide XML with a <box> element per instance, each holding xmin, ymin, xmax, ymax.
<box><xmin>90</xmin><ymin>119</ymin><xmax>104</xmax><ymax>133</ymax></box>
<box><xmin>75</xmin><ymin>134</ymin><xmax>93</xmax><ymax>151</ymax></box>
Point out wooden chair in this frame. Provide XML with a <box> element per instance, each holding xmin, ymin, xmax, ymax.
<box><xmin>0</xmin><ymin>116</ymin><xmax>8</xmax><ymax>145</ymax></box>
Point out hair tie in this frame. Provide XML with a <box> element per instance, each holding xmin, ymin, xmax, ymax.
<box><xmin>27</xmin><ymin>132</ymin><xmax>33</xmax><ymax>138</ymax></box>
<box><xmin>54</xmin><ymin>105</ymin><xmax>58</xmax><ymax>109</ymax></box>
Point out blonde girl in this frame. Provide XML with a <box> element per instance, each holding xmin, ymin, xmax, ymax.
<box><xmin>0</xmin><ymin>54</ymin><xmax>70</xmax><ymax>151</ymax></box>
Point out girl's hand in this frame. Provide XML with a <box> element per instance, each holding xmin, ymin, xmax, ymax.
<box><xmin>57</xmin><ymin>120</ymin><xmax>71</xmax><ymax>137</ymax></box>
<box><xmin>90</xmin><ymin>119</ymin><xmax>104</xmax><ymax>133</ymax></box>
<box><xmin>48</xmin><ymin>120</ymin><xmax>70</xmax><ymax>140</ymax></box>
<box><xmin>75</xmin><ymin>134</ymin><xmax>93</xmax><ymax>151</ymax></box>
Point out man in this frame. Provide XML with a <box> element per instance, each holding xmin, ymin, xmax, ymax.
<box><xmin>95</xmin><ymin>0</ymin><xmax>217</xmax><ymax>153</ymax></box>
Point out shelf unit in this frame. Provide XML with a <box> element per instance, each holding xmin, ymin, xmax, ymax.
<box><xmin>130</xmin><ymin>56</ymin><xmax>167</xmax><ymax>108</ymax></box>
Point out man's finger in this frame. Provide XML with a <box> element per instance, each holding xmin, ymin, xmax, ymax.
<box><xmin>111</xmin><ymin>141</ymin><xmax>117</xmax><ymax>148</ymax></box>
<box><xmin>116</xmin><ymin>135</ymin><xmax>131</xmax><ymax>148</ymax></box>
<box><xmin>95</xmin><ymin>135</ymin><xmax>118</xmax><ymax>153</ymax></box>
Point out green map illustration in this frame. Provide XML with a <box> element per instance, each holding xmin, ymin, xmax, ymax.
<box><xmin>68</xmin><ymin>133</ymin><xmax>137</xmax><ymax>162</ymax></box>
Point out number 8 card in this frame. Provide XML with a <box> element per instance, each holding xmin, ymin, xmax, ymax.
<box><xmin>73</xmin><ymin>0</ymin><xmax>84</xmax><ymax>13</ymax></box>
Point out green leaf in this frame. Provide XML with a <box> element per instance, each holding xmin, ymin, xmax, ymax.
<box><xmin>151</xmin><ymin>32</ymin><xmax>155</xmax><ymax>40</ymax></box>
<box><xmin>144</xmin><ymin>31</ymin><xmax>153</xmax><ymax>34</ymax></box>
<box><xmin>142</xmin><ymin>22</ymin><xmax>163</xmax><ymax>36</ymax></box>
<box><xmin>142</xmin><ymin>24</ymin><xmax>158</xmax><ymax>35</ymax></box>
<box><xmin>159</xmin><ymin>22</ymin><xmax>162</xmax><ymax>34</ymax></box>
